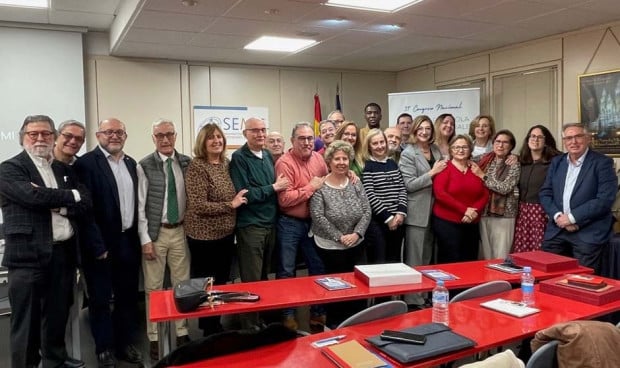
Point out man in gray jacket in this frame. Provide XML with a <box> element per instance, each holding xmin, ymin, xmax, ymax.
<box><xmin>137</xmin><ymin>119</ymin><xmax>192</xmax><ymax>361</ymax></box>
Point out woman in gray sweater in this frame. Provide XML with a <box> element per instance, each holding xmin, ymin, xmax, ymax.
<box><xmin>310</xmin><ymin>140</ymin><xmax>371</xmax><ymax>328</ymax></box>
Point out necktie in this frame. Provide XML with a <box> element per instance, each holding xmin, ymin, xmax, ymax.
<box><xmin>166</xmin><ymin>158</ymin><xmax>179</xmax><ymax>224</ymax></box>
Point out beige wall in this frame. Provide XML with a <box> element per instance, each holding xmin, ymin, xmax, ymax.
<box><xmin>85</xmin><ymin>44</ymin><xmax>396</xmax><ymax>159</ymax></box>
<box><xmin>85</xmin><ymin>22</ymin><xmax>620</xmax><ymax>160</ymax></box>
<box><xmin>396</xmin><ymin>22</ymin><xmax>620</xmax><ymax>148</ymax></box>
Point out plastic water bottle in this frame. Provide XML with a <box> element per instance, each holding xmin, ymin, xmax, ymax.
<box><xmin>521</xmin><ymin>266</ymin><xmax>535</xmax><ymax>306</ymax></box>
<box><xmin>432</xmin><ymin>280</ymin><xmax>450</xmax><ymax>325</ymax></box>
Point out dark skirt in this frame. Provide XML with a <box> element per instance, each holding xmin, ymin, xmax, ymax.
<box><xmin>512</xmin><ymin>202</ymin><xmax>548</xmax><ymax>253</ymax></box>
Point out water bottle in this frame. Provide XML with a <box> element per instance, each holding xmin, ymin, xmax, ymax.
<box><xmin>432</xmin><ymin>280</ymin><xmax>450</xmax><ymax>325</ymax></box>
<box><xmin>521</xmin><ymin>266</ymin><xmax>535</xmax><ymax>306</ymax></box>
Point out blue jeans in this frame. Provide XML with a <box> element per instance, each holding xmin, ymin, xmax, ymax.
<box><xmin>277</xmin><ymin>215</ymin><xmax>325</xmax><ymax>317</ymax></box>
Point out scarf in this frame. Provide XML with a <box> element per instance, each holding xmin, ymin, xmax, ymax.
<box><xmin>479</xmin><ymin>152</ymin><xmax>510</xmax><ymax>216</ymax></box>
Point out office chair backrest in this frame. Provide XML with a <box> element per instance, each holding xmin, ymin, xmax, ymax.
<box><xmin>525</xmin><ymin>340</ymin><xmax>559</xmax><ymax>368</ymax></box>
<box><xmin>451</xmin><ymin>280</ymin><xmax>512</xmax><ymax>303</ymax></box>
<box><xmin>337</xmin><ymin>300</ymin><xmax>408</xmax><ymax>329</ymax></box>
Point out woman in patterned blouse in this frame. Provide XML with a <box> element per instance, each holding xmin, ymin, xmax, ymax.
<box><xmin>184</xmin><ymin>123</ymin><xmax>247</xmax><ymax>335</ymax></box>
<box><xmin>474</xmin><ymin>129</ymin><xmax>521</xmax><ymax>260</ymax></box>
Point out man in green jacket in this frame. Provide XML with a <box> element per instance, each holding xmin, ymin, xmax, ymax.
<box><xmin>230</xmin><ymin>117</ymin><xmax>289</xmax><ymax>327</ymax></box>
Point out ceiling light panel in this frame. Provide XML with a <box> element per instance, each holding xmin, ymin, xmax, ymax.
<box><xmin>326</xmin><ymin>0</ymin><xmax>423</xmax><ymax>13</ymax></box>
<box><xmin>244</xmin><ymin>36</ymin><xmax>318</xmax><ymax>53</ymax></box>
<box><xmin>0</xmin><ymin>0</ymin><xmax>48</xmax><ymax>8</ymax></box>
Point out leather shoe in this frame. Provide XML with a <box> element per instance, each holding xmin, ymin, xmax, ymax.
<box><xmin>176</xmin><ymin>334</ymin><xmax>190</xmax><ymax>347</ymax></box>
<box><xmin>149</xmin><ymin>341</ymin><xmax>159</xmax><ymax>361</ymax></box>
<box><xmin>64</xmin><ymin>356</ymin><xmax>86</xmax><ymax>368</ymax></box>
<box><xmin>117</xmin><ymin>344</ymin><xmax>143</xmax><ymax>365</ymax></box>
<box><xmin>97</xmin><ymin>350</ymin><xmax>115</xmax><ymax>368</ymax></box>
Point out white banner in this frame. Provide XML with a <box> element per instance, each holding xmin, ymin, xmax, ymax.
<box><xmin>388</xmin><ymin>88</ymin><xmax>480</xmax><ymax>134</ymax></box>
<box><xmin>193</xmin><ymin>105</ymin><xmax>269</xmax><ymax>147</ymax></box>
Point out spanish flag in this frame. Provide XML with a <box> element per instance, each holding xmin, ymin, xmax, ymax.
<box><xmin>314</xmin><ymin>93</ymin><xmax>322</xmax><ymax>136</ymax></box>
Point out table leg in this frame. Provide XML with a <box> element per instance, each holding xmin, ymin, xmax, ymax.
<box><xmin>158</xmin><ymin>320</ymin><xmax>173</xmax><ymax>360</ymax></box>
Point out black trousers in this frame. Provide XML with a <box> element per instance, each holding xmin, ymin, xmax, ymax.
<box><xmin>82</xmin><ymin>231</ymin><xmax>141</xmax><ymax>354</ymax></box>
<box><xmin>432</xmin><ymin>215</ymin><xmax>480</xmax><ymax>264</ymax></box>
<box><xmin>316</xmin><ymin>243</ymin><xmax>368</xmax><ymax>329</ymax></box>
<box><xmin>8</xmin><ymin>238</ymin><xmax>76</xmax><ymax>368</ymax></box>
<box><xmin>187</xmin><ymin>234</ymin><xmax>235</xmax><ymax>335</ymax></box>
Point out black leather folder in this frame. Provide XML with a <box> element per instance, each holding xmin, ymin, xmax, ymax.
<box><xmin>365</xmin><ymin>323</ymin><xmax>476</xmax><ymax>364</ymax></box>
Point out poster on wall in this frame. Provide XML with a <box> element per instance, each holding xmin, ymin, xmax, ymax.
<box><xmin>578</xmin><ymin>70</ymin><xmax>620</xmax><ymax>156</ymax></box>
<box><xmin>388</xmin><ymin>88</ymin><xmax>480</xmax><ymax>134</ymax></box>
<box><xmin>193</xmin><ymin>105</ymin><xmax>269</xmax><ymax>148</ymax></box>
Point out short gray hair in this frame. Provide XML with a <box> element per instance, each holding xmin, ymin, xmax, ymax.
<box><xmin>19</xmin><ymin>115</ymin><xmax>56</xmax><ymax>145</ymax></box>
<box><xmin>152</xmin><ymin>118</ymin><xmax>176</xmax><ymax>133</ymax></box>
<box><xmin>562</xmin><ymin>122</ymin><xmax>588</xmax><ymax>135</ymax></box>
<box><xmin>58</xmin><ymin>119</ymin><xmax>85</xmax><ymax>134</ymax></box>
<box><xmin>291</xmin><ymin>122</ymin><xmax>314</xmax><ymax>138</ymax></box>
<box><xmin>324</xmin><ymin>140</ymin><xmax>354</xmax><ymax>165</ymax></box>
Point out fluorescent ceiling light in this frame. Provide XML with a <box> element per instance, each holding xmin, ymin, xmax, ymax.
<box><xmin>244</xmin><ymin>36</ymin><xmax>317</xmax><ymax>53</ymax></box>
<box><xmin>0</xmin><ymin>0</ymin><xmax>48</xmax><ymax>8</ymax></box>
<box><xmin>326</xmin><ymin>0</ymin><xmax>423</xmax><ymax>13</ymax></box>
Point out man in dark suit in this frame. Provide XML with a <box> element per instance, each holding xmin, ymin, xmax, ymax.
<box><xmin>0</xmin><ymin>115</ymin><xmax>91</xmax><ymax>368</ymax></box>
<box><xmin>540</xmin><ymin>122</ymin><xmax>618</xmax><ymax>275</ymax></box>
<box><xmin>74</xmin><ymin>118</ymin><xmax>143</xmax><ymax>367</ymax></box>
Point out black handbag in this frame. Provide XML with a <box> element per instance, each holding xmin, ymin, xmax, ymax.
<box><xmin>173</xmin><ymin>278</ymin><xmax>260</xmax><ymax>313</ymax></box>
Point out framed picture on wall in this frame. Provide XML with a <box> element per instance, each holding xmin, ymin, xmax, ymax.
<box><xmin>578</xmin><ymin>69</ymin><xmax>620</xmax><ymax>155</ymax></box>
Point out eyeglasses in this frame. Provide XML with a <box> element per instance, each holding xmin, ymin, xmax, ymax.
<box><xmin>60</xmin><ymin>132</ymin><xmax>85</xmax><ymax>143</ymax></box>
<box><xmin>98</xmin><ymin>129</ymin><xmax>126</xmax><ymax>137</ymax></box>
<box><xmin>529</xmin><ymin>134</ymin><xmax>545</xmax><ymax>141</ymax></box>
<box><xmin>296</xmin><ymin>136</ymin><xmax>314</xmax><ymax>142</ymax></box>
<box><xmin>245</xmin><ymin>128</ymin><xmax>267</xmax><ymax>134</ymax></box>
<box><xmin>451</xmin><ymin>145</ymin><xmax>470</xmax><ymax>151</ymax></box>
<box><xmin>320</xmin><ymin>128</ymin><xmax>335</xmax><ymax>134</ymax></box>
<box><xmin>153</xmin><ymin>132</ymin><xmax>176</xmax><ymax>141</ymax></box>
<box><xmin>562</xmin><ymin>133</ymin><xmax>586</xmax><ymax>142</ymax></box>
<box><xmin>25</xmin><ymin>130</ymin><xmax>54</xmax><ymax>140</ymax></box>
<box><xmin>494</xmin><ymin>140</ymin><xmax>511</xmax><ymax>146</ymax></box>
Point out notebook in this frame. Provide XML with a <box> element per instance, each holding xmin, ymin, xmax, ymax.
<box><xmin>480</xmin><ymin>298</ymin><xmax>540</xmax><ymax>317</ymax></box>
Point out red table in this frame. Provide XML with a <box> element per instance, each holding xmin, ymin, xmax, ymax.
<box><xmin>171</xmin><ymin>284</ymin><xmax>620</xmax><ymax>367</ymax></box>
<box><xmin>150</xmin><ymin>259</ymin><xmax>592</xmax><ymax>356</ymax></box>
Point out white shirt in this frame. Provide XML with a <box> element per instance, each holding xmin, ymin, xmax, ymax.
<box><xmin>137</xmin><ymin>152</ymin><xmax>186</xmax><ymax>245</ymax></box>
<box><xmin>99</xmin><ymin>145</ymin><xmax>135</xmax><ymax>231</ymax></box>
<box><xmin>560</xmin><ymin>148</ymin><xmax>588</xmax><ymax>224</ymax></box>
<box><xmin>26</xmin><ymin>152</ymin><xmax>80</xmax><ymax>242</ymax></box>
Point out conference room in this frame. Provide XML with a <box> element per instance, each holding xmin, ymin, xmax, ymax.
<box><xmin>2</xmin><ymin>0</ymin><xmax>620</xmax><ymax>367</ymax></box>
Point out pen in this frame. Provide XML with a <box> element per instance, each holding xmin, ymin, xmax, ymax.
<box><xmin>314</xmin><ymin>335</ymin><xmax>346</xmax><ymax>344</ymax></box>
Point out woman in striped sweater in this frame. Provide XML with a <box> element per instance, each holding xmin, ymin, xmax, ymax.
<box><xmin>362</xmin><ymin>128</ymin><xmax>408</xmax><ymax>264</ymax></box>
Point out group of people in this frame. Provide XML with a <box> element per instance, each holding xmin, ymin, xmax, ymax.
<box><xmin>0</xmin><ymin>103</ymin><xmax>617</xmax><ymax>368</ymax></box>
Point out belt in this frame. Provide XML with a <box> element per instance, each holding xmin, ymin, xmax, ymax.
<box><xmin>52</xmin><ymin>237</ymin><xmax>75</xmax><ymax>246</ymax></box>
<box><xmin>161</xmin><ymin>221</ymin><xmax>183</xmax><ymax>229</ymax></box>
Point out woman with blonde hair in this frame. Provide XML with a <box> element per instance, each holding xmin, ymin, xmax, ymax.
<box><xmin>334</xmin><ymin>121</ymin><xmax>364</xmax><ymax>176</ymax></box>
<box><xmin>362</xmin><ymin>128</ymin><xmax>408</xmax><ymax>263</ymax></box>
<box><xmin>184</xmin><ymin>123</ymin><xmax>248</xmax><ymax>335</ymax></box>
<box><xmin>400</xmin><ymin>115</ymin><xmax>446</xmax><ymax>271</ymax></box>
<box><xmin>433</xmin><ymin>113</ymin><xmax>456</xmax><ymax>158</ymax></box>
<box><xmin>469</xmin><ymin>115</ymin><xmax>496</xmax><ymax>160</ymax></box>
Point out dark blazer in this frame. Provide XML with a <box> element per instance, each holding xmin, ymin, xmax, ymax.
<box><xmin>0</xmin><ymin>150</ymin><xmax>91</xmax><ymax>268</ymax></box>
<box><xmin>74</xmin><ymin>146</ymin><xmax>139</xmax><ymax>258</ymax></box>
<box><xmin>539</xmin><ymin>149</ymin><xmax>617</xmax><ymax>245</ymax></box>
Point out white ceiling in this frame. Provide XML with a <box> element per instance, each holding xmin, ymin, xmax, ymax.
<box><xmin>2</xmin><ymin>0</ymin><xmax>620</xmax><ymax>71</ymax></box>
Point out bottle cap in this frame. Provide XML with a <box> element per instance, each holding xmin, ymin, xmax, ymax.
<box><xmin>523</xmin><ymin>266</ymin><xmax>532</xmax><ymax>272</ymax></box>
<box><xmin>437</xmin><ymin>280</ymin><xmax>444</xmax><ymax>286</ymax></box>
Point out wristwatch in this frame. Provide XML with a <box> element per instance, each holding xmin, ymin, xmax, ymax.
<box><xmin>482</xmin><ymin>175</ymin><xmax>488</xmax><ymax>181</ymax></box>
